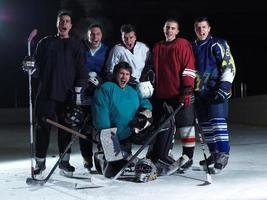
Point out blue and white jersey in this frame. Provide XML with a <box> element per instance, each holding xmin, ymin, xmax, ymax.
<box><xmin>192</xmin><ymin>35</ymin><xmax>236</xmax><ymax>95</ymax></box>
<box><xmin>83</xmin><ymin>42</ymin><xmax>109</xmax><ymax>74</ymax></box>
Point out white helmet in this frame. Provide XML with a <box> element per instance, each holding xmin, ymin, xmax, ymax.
<box><xmin>137</xmin><ymin>81</ymin><xmax>154</xmax><ymax>99</ymax></box>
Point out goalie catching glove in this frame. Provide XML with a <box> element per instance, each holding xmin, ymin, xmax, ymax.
<box><xmin>129</xmin><ymin>109</ymin><xmax>153</xmax><ymax>134</ymax></box>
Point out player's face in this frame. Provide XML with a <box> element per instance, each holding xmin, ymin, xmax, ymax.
<box><xmin>88</xmin><ymin>27</ymin><xmax>103</xmax><ymax>49</ymax></box>
<box><xmin>194</xmin><ymin>21</ymin><xmax>211</xmax><ymax>41</ymax></box>
<box><xmin>121</xmin><ymin>31</ymin><xmax>136</xmax><ymax>50</ymax></box>
<box><xmin>116</xmin><ymin>68</ymin><xmax>131</xmax><ymax>88</ymax></box>
<box><xmin>163</xmin><ymin>22</ymin><xmax>179</xmax><ymax>42</ymax></box>
<box><xmin>57</xmin><ymin>15</ymin><xmax>72</xmax><ymax>38</ymax></box>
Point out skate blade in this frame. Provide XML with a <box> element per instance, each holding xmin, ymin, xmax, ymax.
<box><xmin>166</xmin><ymin>156</ymin><xmax>190</xmax><ymax>176</ymax></box>
<box><xmin>59</xmin><ymin>169</ymin><xmax>74</xmax><ymax>177</ymax></box>
<box><xmin>176</xmin><ymin>166</ymin><xmax>192</xmax><ymax>174</ymax></box>
<box><xmin>194</xmin><ymin>165</ymin><xmax>216</xmax><ymax>174</ymax></box>
<box><xmin>33</xmin><ymin>171</ymin><xmax>45</xmax><ymax>180</ymax></box>
<box><xmin>213</xmin><ymin>168</ymin><xmax>222</xmax><ymax>174</ymax></box>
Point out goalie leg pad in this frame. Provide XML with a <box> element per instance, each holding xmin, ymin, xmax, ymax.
<box><xmin>100</xmin><ymin>128</ymin><xmax>124</xmax><ymax>162</ymax></box>
<box><xmin>146</xmin><ymin>117</ymin><xmax>176</xmax><ymax>164</ymax></box>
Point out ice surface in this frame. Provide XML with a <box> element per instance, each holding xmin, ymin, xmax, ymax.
<box><xmin>1</xmin><ymin>124</ymin><xmax>267</xmax><ymax>200</ymax></box>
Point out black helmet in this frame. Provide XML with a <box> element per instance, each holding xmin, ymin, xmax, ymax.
<box><xmin>64</xmin><ymin>104</ymin><xmax>85</xmax><ymax>127</ymax></box>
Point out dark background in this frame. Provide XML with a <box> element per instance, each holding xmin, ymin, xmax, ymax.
<box><xmin>0</xmin><ymin>0</ymin><xmax>266</xmax><ymax>108</ymax></box>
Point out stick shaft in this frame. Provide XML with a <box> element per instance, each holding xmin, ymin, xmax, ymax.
<box><xmin>46</xmin><ymin>118</ymin><xmax>88</xmax><ymax>140</ymax></box>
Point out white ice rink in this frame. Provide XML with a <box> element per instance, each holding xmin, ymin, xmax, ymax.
<box><xmin>1</xmin><ymin>123</ymin><xmax>267</xmax><ymax>200</ymax></box>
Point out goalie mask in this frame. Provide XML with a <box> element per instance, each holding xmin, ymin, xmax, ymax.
<box><xmin>137</xmin><ymin>81</ymin><xmax>154</xmax><ymax>99</ymax></box>
<box><xmin>64</xmin><ymin>104</ymin><xmax>85</xmax><ymax>127</ymax></box>
<box><xmin>134</xmin><ymin>158</ymin><xmax>157</xmax><ymax>182</ymax></box>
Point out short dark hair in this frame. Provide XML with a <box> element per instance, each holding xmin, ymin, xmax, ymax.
<box><xmin>57</xmin><ymin>10</ymin><xmax>72</xmax><ymax>19</ymax></box>
<box><xmin>88</xmin><ymin>23</ymin><xmax>103</xmax><ymax>32</ymax></box>
<box><xmin>120</xmin><ymin>24</ymin><xmax>136</xmax><ymax>34</ymax></box>
<box><xmin>194</xmin><ymin>17</ymin><xmax>210</xmax><ymax>27</ymax></box>
<box><xmin>113</xmin><ymin>61</ymin><xmax>132</xmax><ymax>76</ymax></box>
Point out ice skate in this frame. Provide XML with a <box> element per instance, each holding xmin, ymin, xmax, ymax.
<box><xmin>59</xmin><ymin>161</ymin><xmax>75</xmax><ymax>177</ymax></box>
<box><xmin>199</xmin><ymin>153</ymin><xmax>217</xmax><ymax>170</ymax></box>
<box><xmin>165</xmin><ymin>154</ymin><xmax>190</xmax><ymax>175</ymax></box>
<box><xmin>33</xmin><ymin>158</ymin><xmax>46</xmax><ymax>178</ymax></box>
<box><xmin>154</xmin><ymin>159</ymin><xmax>172</xmax><ymax>176</ymax></box>
<box><xmin>83</xmin><ymin>157</ymin><xmax>93</xmax><ymax>173</ymax></box>
<box><xmin>213</xmin><ymin>152</ymin><xmax>229</xmax><ymax>174</ymax></box>
<box><xmin>177</xmin><ymin>158</ymin><xmax>193</xmax><ymax>174</ymax></box>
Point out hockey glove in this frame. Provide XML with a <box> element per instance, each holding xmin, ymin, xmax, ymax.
<box><xmin>179</xmin><ymin>86</ymin><xmax>194</xmax><ymax>107</ymax></box>
<box><xmin>129</xmin><ymin>109</ymin><xmax>153</xmax><ymax>134</ymax></box>
<box><xmin>213</xmin><ymin>81</ymin><xmax>232</xmax><ymax>103</ymax></box>
<box><xmin>22</xmin><ymin>56</ymin><xmax>36</xmax><ymax>72</ymax></box>
<box><xmin>137</xmin><ymin>81</ymin><xmax>154</xmax><ymax>99</ymax></box>
<box><xmin>87</xmin><ymin>72</ymin><xmax>101</xmax><ymax>96</ymax></box>
<box><xmin>128</xmin><ymin>76</ymin><xmax>138</xmax><ymax>88</ymax></box>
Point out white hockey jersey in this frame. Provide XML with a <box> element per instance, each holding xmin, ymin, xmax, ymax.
<box><xmin>105</xmin><ymin>41</ymin><xmax>150</xmax><ymax>82</ymax></box>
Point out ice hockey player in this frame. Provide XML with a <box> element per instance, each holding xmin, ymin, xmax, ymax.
<box><xmin>147</xmin><ymin>19</ymin><xmax>196</xmax><ymax>175</ymax></box>
<box><xmin>105</xmin><ymin>24</ymin><xmax>152</xmax><ymax>85</ymax></box>
<box><xmin>192</xmin><ymin>17</ymin><xmax>236</xmax><ymax>173</ymax></box>
<box><xmin>91</xmin><ymin>61</ymin><xmax>154</xmax><ymax>179</ymax></box>
<box><xmin>28</xmin><ymin>11</ymin><xmax>88</xmax><ymax>177</ymax></box>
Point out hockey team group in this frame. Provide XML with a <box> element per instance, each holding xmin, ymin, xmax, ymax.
<box><xmin>22</xmin><ymin>10</ymin><xmax>236</xmax><ymax>184</ymax></box>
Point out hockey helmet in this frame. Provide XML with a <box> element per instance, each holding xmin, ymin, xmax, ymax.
<box><xmin>134</xmin><ymin>158</ymin><xmax>157</xmax><ymax>182</ymax></box>
<box><xmin>137</xmin><ymin>81</ymin><xmax>154</xmax><ymax>99</ymax></box>
<box><xmin>64</xmin><ymin>104</ymin><xmax>85</xmax><ymax>127</ymax></box>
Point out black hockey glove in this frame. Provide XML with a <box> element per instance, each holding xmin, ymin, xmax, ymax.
<box><xmin>129</xmin><ymin>109</ymin><xmax>153</xmax><ymax>134</ymax></box>
<box><xmin>22</xmin><ymin>56</ymin><xmax>36</xmax><ymax>72</ymax></box>
<box><xmin>179</xmin><ymin>86</ymin><xmax>194</xmax><ymax>107</ymax></box>
<box><xmin>128</xmin><ymin>76</ymin><xmax>138</xmax><ymax>88</ymax></box>
<box><xmin>213</xmin><ymin>81</ymin><xmax>232</xmax><ymax>103</ymax></box>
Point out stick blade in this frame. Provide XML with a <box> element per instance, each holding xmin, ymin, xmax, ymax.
<box><xmin>206</xmin><ymin>173</ymin><xmax>212</xmax><ymax>184</ymax></box>
<box><xmin>26</xmin><ymin>177</ymin><xmax>44</xmax><ymax>186</ymax></box>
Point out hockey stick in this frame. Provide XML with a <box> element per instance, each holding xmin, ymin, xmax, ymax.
<box><xmin>45</xmin><ymin>118</ymin><xmax>98</xmax><ymax>144</ymax></box>
<box><xmin>194</xmin><ymin>114</ymin><xmax>212</xmax><ymax>184</ymax></box>
<box><xmin>26</xmin><ymin>29</ymin><xmax>38</xmax><ymax>181</ymax></box>
<box><xmin>26</xmin><ymin>117</ymin><xmax>95</xmax><ymax>186</ymax></box>
<box><xmin>26</xmin><ymin>135</ymin><xmax>78</xmax><ymax>186</ymax></box>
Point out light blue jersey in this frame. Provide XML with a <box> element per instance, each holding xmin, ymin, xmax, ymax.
<box><xmin>92</xmin><ymin>82</ymin><xmax>152</xmax><ymax>140</ymax></box>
